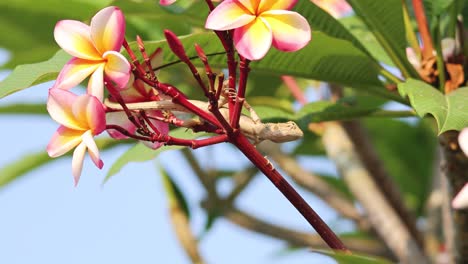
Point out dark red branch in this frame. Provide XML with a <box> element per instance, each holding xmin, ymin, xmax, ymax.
<box><xmin>231</xmin><ymin>133</ymin><xmax>349</xmax><ymax>251</ymax></box>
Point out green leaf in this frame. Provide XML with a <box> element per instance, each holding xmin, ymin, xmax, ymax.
<box><xmin>339</xmin><ymin>16</ymin><xmax>394</xmax><ymax>66</ymax></box>
<box><xmin>296</xmin><ymin>101</ymin><xmax>380</xmax><ymax>125</ymax></box>
<box><xmin>0</xmin><ymin>0</ymin><xmax>109</xmax><ymax>68</ymax></box>
<box><xmin>0</xmin><ymin>103</ymin><xmax>47</xmax><ymax>115</ymax></box>
<box><xmin>424</xmin><ymin>0</ymin><xmax>455</xmax><ymax>17</ymax></box>
<box><xmin>347</xmin><ymin>0</ymin><xmax>419</xmax><ymax>79</ymax></box>
<box><xmin>293</xmin><ymin>1</ymin><xmax>368</xmax><ymax>54</ymax></box>
<box><xmin>104</xmin><ymin>128</ymin><xmax>207</xmax><ymax>183</ymax></box>
<box><xmin>398</xmin><ymin>79</ymin><xmax>468</xmax><ymax>134</ymax></box>
<box><xmin>0</xmin><ymin>50</ymin><xmax>70</xmax><ymax>99</ymax></box>
<box><xmin>0</xmin><ymin>138</ymin><xmax>128</xmax><ymax>189</ymax></box>
<box><xmin>160</xmin><ymin>165</ymin><xmax>191</xmax><ymax>219</ymax></box>
<box><xmin>313</xmin><ymin>249</ymin><xmax>392</xmax><ymax>264</ymax></box>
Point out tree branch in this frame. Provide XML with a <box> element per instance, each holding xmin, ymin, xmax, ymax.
<box><xmin>341</xmin><ymin>120</ymin><xmax>424</xmax><ymax>247</ymax></box>
<box><xmin>322</xmin><ymin>122</ymin><xmax>429</xmax><ymax>263</ymax></box>
<box><xmin>223</xmin><ymin>205</ymin><xmax>392</xmax><ymax>259</ymax></box>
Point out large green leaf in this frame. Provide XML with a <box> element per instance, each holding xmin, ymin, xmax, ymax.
<box><xmin>0</xmin><ymin>138</ymin><xmax>128</xmax><ymax>189</ymax></box>
<box><xmin>0</xmin><ymin>50</ymin><xmax>70</xmax><ymax>99</ymax></box>
<box><xmin>296</xmin><ymin>101</ymin><xmax>380</xmax><ymax>125</ymax></box>
<box><xmin>398</xmin><ymin>79</ymin><xmax>468</xmax><ymax>133</ymax></box>
<box><xmin>292</xmin><ymin>1</ymin><xmax>368</xmax><ymax>54</ymax></box>
<box><xmin>104</xmin><ymin>128</ymin><xmax>207</xmax><ymax>182</ymax></box>
<box><xmin>0</xmin><ymin>0</ymin><xmax>109</xmax><ymax>68</ymax></box>
<box><xmin>347</xmin><ymin>0</ymin><xmax>419</xmax><ymax>79</ymax></box>
<box><xmin>339</xmin><ymin>16</ymin><xmax>394</xmax><ymax>66</ymax></box>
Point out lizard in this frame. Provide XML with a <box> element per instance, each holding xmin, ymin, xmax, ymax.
<box><xmin>104</xmin><ymin>98</ymin><xmax>304</xmax><ymax>144</ymax></box>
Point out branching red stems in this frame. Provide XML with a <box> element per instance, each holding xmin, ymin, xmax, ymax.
<box><xmin>111</xmin><ymin>2</ymin><xmax>348</xmax><ymax>252</ymax></box>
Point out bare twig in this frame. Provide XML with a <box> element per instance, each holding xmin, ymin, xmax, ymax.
<box><xmin>223</xmin><ymin>206</ymin><xmax>392</xmax><ymax>258</ymax></box>
<box><xmin>322</xmin><ymin>122</ymin><xmax>428</xmax><ymax>263</ymax></box>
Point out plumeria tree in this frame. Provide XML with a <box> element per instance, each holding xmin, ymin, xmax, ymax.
<box><xmin>1</xmin><ymin>0</ymin><xmax>468</xmax><ymax>263</ymax></box>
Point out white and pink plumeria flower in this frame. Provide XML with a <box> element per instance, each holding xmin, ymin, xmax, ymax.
<box><xmin>205</xmin><ymin>0</ymin><xmax>311</xmax><ymax>60</ymax></box>
<box><xmin>46</xmin><ymin>89</ymin><xmax>106</xmax><ymax>186</ymax></box>
<box><xmin>53</xmin><ymin>6</ymin><xmax>131</xmax><ymax>101</ymax></box>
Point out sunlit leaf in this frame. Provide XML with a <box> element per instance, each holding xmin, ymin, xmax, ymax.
<box><xmin>347</xmin><ymin>0</ymin><xmax>419</xmax><ymax>79</ymax></box>
<box><xmin>398</xmin><ymin>79</ymin><xmax>468</xmax><ymax>134</ymax></box>
<box><xmin>0</xmin><ymin>50</ymin><xmax>70</xmax><ymax>99</ymax></box>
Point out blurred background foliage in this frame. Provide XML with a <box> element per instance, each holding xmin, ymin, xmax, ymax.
<box><xmin>1</xmin><ymin>0</ymin><xmax>465</xmax><ymax>263</ymax></box>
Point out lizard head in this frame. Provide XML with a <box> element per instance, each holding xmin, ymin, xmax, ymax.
<box><xmin>262</xmin><ymin>121</ymin><xmax>304</xmax><ymax>143</ymax></box>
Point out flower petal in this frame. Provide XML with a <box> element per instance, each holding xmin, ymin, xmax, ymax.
<box><xmin>159</xmin><ymin>0</ymin><xmax>176</xmax><ymax>5</ymax></box>
<box><xmin>205</xmin><ymin>1</ymin><xmax>256</xmax><ymax>31</ymax></box>
<box><xmin>53</xmin><ymin>58</ymin><xmax>102</xmax><ymax>90</ymax></box>
<box><xmin>103</xmin><ymin>51</ymin><xmax>131</xmax><ymax>89</ymax></box>
<box><xmin>87</xmin><ymin>64</ymin><xmax>105</xmax><ymax>101</ymax></box>
<box><xmin>453</xmin><ymin>183</ymin><xmax>468</xmax><ymax>209</ymax></box>
<box><xmin>459</xmin><ymin>128</ymin><xmax>468</xmax><ymax>157</ymax></box>
<box><xmin>82</xmin><ymin>130</ymin><xmax>104</xmax><ymax>169</ymax></box>
<box><xmin>72</xmin><ymin>141</ymin><xmax>87</xmax><ymax>186</ymax></box>
<box><xmin>233</xmin><ymin>18</ymin><xmax>272</xmax><ymax>60</ymax></box>
<box><xmin>106</xmin><ymin>111</ymin><xmax>136</xmax><ymax>139</ymax></box>
<box><xmin>91</xmin><ymin>6</ymin><xmax>126</xmax><ymax>54</ymax></box>
<box><xmin>54</xmin><ymin>20</ymin><xmax>101</xmax><ymax>60</ymax></box>
<box><xmin>47</xmin><ymin>89</ymin><xmax>86</xmax><ymax>130</ymax></box>
<box><xmin>47</xmin><ymin>126</ymin><xmax>83</xmax><ymax>157</ymax></box>
<box><xmin>237</xmin><ymin>0</ymin><xmax>260</xmax><ymax>13</ymax></box>
<box><xmin>262</xmin><ymin>10</ymin><xmax>311</xmax><ymax>52</ymax></box>
<box><xmin>258</xmin><ymin>0</ymin><xmax>297</xmax><ymax>13</ymax></box>
<box><xmin>72</xmin><ymin>94</ymin><xmax>106</xmax><ymax>134</ymax></box>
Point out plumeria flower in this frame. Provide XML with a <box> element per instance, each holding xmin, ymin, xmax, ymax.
<box><xmin>311</xmin><ymin>0</ymin><xmax>352</xmax><ymax>19</ymax></box>
<box><xmin>46</xmin><ymin>88</ymin><xmax>106</xmax><ymax>185</ymax></box>
<box><xmin>452</xmin><ymin>128</ymin><xmax>468</xmax><ymax>209</ymax></box>
<box><xmin>53</xmin><ymin>6</ymin><xmax>131</xmax><ymax>101</ymax></box>
<box><xmin>205</xmin><ymin>0</ymin><xmax>311</xmax><ymax>60</ymax></box>
<box><xmin>107</xmin><ymin>48</ymin><xmax>170</xmax><ymax>149</ymax></box>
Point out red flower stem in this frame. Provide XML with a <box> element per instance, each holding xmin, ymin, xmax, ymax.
<box><xmin>204</xmin><ymin>0</ymin><xmax>215</xmax><ymax>11</ymax></box>
<box><xmin>136</xmin><ymin>36</ymin><xmax>156</xmax><ymax>80</ymax></box>
<box><xmin>164</xmin><ymin>134</ymin><xmax>229</xmax><ymax>149</ymax></box>
<box><xmin>412</xmin><ymin>0</ymin><xmax>434</xmax><ymax>59</ymax></box>
<box><xmin>230</xmin><ymin>58</ymin><xmax>250</xmax><ymax>128</ymax></box>
<box><xmin>231</xmin><ymin>133</ymin><xmax>349</xmax><ymax>251</ymax></box>
<box><xmin>104</xmin><ymin>79</ymin><xmax>142</xmax><ymax>129</ymax></box>
<box><xmin>106</xmin><ymin>125</ymin><xmax>152</xmax><ymax>141</ymax></box>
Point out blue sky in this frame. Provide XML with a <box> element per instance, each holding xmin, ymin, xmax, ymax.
<box><xmin>0</xmin><ymin>49</ymin><xmax>344</xmax><ymax>263</ymax></box>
